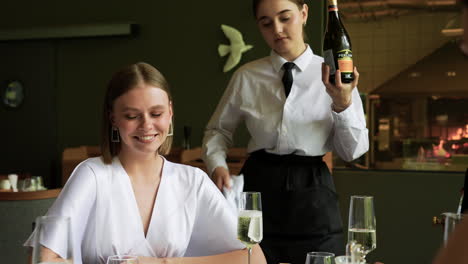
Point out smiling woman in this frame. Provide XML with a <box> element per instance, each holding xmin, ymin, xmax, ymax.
<box><xmin>23</xmin><ymin>62</ymin><xmax>266</xmax><ymax>264</ymax></box>
<box><xmin>101</xmin><ymin>63</ymin><xmax>174</xmax><ymax>163</ymax></box>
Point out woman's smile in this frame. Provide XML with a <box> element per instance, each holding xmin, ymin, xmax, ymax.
<box><xmin>134</xmin><ymin>134</ymin><xmax>158</xmax><ymax>143</ymax></box>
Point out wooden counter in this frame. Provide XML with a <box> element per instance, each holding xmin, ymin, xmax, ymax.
<box><xmin>0</xmin><ymin>188</ymin><xmax>61</xmax><ymax>201</ymax></box>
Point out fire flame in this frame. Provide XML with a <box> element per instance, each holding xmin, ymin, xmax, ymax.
<box><xmin>432</xmin><ymin>123</ymin><xmax>468</xmax><ymax>159</ymax></box>
<box><xmin>450</xmin><ymin>124</ymin><xmax>468</xmax><ymax>140</ymax></box>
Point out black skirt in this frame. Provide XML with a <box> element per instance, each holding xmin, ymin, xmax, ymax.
<box><xmin>241</xmin><ymin>150</ymin><xmax>345</xmax><ymax>264</ymax></box>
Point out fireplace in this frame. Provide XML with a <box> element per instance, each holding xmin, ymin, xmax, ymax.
<box><xmin>367</xmin><ymin>41</ymin><xmax>468</xmax><ymax>172</ymax></box>
<box><xmin>369</xmin><ymin>95</ymin><xmax>468</xmax><ymax>171</ymax></box>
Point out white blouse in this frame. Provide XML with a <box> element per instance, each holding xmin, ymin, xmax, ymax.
<box><xmin>25</xmin><ymin>157</ymin><xmax>244</xmax><ymax>264</ymax></box>
<box><xmin>202</xmin><ymin>45</ymin><xmax>369</xmax><ymax>174</ymax></box>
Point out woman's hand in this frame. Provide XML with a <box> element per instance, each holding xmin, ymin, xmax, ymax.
<box><xmin>212</xmin><ymin>167</ymin><xmax>231</xmax><ymax>190</ymax></box>
<box><xmin>321</xmin><ymin>63</ymin><xmax>360</xmax><ymax>113</ymax></box>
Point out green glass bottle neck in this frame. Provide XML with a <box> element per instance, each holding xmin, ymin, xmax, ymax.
<box><xmin>328</xmin><ymin>10</ymin><xmax>340</xmax><ymax>21</ymax></box>
<box><xmin>327</xmin><ymin>0</ymin><xmax>338</xmax><ymax>6</ymax></box>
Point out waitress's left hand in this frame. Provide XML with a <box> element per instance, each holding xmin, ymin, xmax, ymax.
<box><xmin>321</xmin><ymin>63</ymin><xmax>360</xmax><ymax>113</ymax></box>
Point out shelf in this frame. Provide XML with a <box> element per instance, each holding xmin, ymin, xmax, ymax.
<box><xmin>0</xmin><ymin>188</ymin><xmax>61</xmax><ymax>201</ymax></box>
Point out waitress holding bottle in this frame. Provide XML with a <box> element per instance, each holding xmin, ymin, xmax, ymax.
<box><xmin>202</xmin><ymin>0</ymin><xmax>368</xmax><ymax>263</ymax></box>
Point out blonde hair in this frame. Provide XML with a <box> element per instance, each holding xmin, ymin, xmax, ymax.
<box><xmin>101</xmin><ymin>62</ymin><xmax>173</xmax><ymax>164</ymax></box>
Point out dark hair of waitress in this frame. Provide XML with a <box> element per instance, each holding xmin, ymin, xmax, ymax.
<box><xmin>202</xmin><ymin>0</ymin><xmax>368</xmax><ymax>263</ymax></box>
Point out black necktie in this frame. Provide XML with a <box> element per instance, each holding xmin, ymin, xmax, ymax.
<box><xmin>282</xmin><ymin>62</ymin><xmax>295</xmax><ymax>98</ymax></box>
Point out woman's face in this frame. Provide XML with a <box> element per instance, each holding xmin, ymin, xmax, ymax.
<box><xmin>111</xmin><ymin>84</ymin><xmax>172</xmax><ymax>157</ymax></box>
<box><xmin>256</xmin><ymin>0</ymin><xmax>308</xmax><ymax>60</ymax></box>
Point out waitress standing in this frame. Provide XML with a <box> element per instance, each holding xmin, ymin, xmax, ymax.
<box><xmin>202</xmin><ymin>0</ymin><xmax>368</xmax><ymax>263</ymax></box>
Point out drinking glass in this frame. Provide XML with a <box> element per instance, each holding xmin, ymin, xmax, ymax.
<box><xmin>335</xmin><ymin>255</ymin><xmax>365</xmax><ymax>264</ymax></box>
<box><xmin>335</xmin><ymin>255</ymin><xmax>353</xmax><ymax>264</ymax></box>
<box><xmin>442</xmin><ymin>212</ymin><xmax>463</xmax><ymax>244</ymax></box>
<box><xmin>305</xmin><ymin>252</ymin><xmax>334</xmax><ymax>264</ymax></box>
<box><xmin>237</xmin><ymin>192</ymin><xmax>262</xmax><ymax>264</ymax></box>
<box><xmin>33</xmin><ymin>176</ymin><xmax>45</xmax><ymax>190</ymax></box>
<box><xmin>32</xmin><ymin>215</ymin><xmax>73</xmax><ymax>264</ymax></box>
<box><xmin>22</xmin><ymin>177</ymin><xmax>34</xmax><ymax>191</ymax></box>
<box><xmin>107</xmin><ymin>255</ymin><xmax>139</xmax><ymax>264</ymax></box>
<box><xmin>348</xmin><ymin>195</ymin><xmax>376</xmax><ymax>263</ymax></box>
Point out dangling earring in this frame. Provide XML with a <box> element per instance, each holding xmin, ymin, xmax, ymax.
<box><xmin>167</xmin><ymin>122</ymin><xmax>174</xmax><ymax>137</ymax></box>
<box><xmin>303</xmin><ymin>21</ymin><xmax>307</xmax><ymax>26</ymax></box>
<box><xmin>111</xmin><ymin>127</ymin><xmax>120</xmax><ymax>142</ymax></box>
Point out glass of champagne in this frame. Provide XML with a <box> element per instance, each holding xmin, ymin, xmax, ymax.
<box><xmin>32</xmin><ymin>215</ymin><xmax>73</xmax><ymax>264</ymax></box>
<box><xmin>305</xmin><ymin>252</ymin><xmax>335</xmax><ymax>264</ymax></box>
<box><xmin>237</xmin><ymin>192</ymin><xmax>262</xmax><ymax>264</ymax></box>
<box><xmin>442</xmin><ymin>212</ymin><xmax>463</xmax><ymax>244</ymax></box>
<box><xmin>348</xmin><ymin>195</ymin><xmax>376</xmax><ymax>263</ymax></box>
<box><xmin>107</xmin><ymin>255</ymin><xmax>139</xmax><ymax>264</ymax></box>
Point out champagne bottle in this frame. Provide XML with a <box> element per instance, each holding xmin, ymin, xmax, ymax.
<box><xmin>323</xmin><ymin>0</ymin><xmax>354</xmax><ymax>84</ymax></box>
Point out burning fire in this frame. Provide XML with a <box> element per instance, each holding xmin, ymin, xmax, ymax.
<box><xmin>450</xmin><ymin>124</ymin><xmax>468</xmax><ymax>140</ymax></box>
<box><xmin>432</xmin><ymin>123</ymin><xmax>468</xmax><ymax>159</ymax></box>
<box><xmin>433</xmin><ymin>140</ymin><xmax>451</xmax><ymax>158</ymax></box>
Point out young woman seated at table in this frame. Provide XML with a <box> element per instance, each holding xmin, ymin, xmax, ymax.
<box><xmin>24</xmin><ymin>62</ymin><xmax>266</xmax><ymax>264</ymax></box>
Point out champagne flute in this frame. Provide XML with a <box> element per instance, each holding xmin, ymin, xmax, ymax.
<box><xmin>442</xmin><ymin>212</ymin><xmax>463</xmax><ymax>244</ymax></box>
<box><xmin>32</xmin><ymin>215</ymin><xmax>73</xmax><ymax>264</ymax></box>
<box><xmin>334</xmin><ymin>255</ymin><xmax>353</xmax><ymax>264</ymax></box>
<box><xmin>237</xmin><ymin>192</ymin><xmax>262</xmax><ymax>264</ymax></box>
<box><xmin>305</xmin><ymin>252</ymin><xmax>334</xmax><ymax>264</ymax></box>
<box><xmin>348</xmin><ymin>195</ymin><xmax>376</xmax><ymax>263</ymax></box>
<box><xmin>107</xmin><ymin>255</ymin><xmax>139</xmax><ymax>264</ymax></box>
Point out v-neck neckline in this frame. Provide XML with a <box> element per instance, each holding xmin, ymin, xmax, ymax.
<box><xmin>114</xmin><ymin>156</ymin><xmax>168</xmax><ymax>240</ymax></box>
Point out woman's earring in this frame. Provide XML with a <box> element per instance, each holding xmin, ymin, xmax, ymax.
<box><xmin>167</xmin><ymin>122</ymin><xmax>174</xmax><ymax>137</ymax></box>
<box><xmin>111</xmin><ymin>127</ymin><xmax>120</xmax><ymax>142</ymax></box>
<box><xmin>303</xmin><ymin>21</ymin><xmax>307</xmax><ymax>26</ymax></box>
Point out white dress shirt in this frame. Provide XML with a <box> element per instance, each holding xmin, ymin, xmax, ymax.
<box><xmin>202</xmin><ymin>45</ymin><xmax>369</xmax><ymax>175</ymax></box>
<box><xmin>24</xmin><ymin>157</ymin><xmax>244</xmax><ymax>264</ymax></box>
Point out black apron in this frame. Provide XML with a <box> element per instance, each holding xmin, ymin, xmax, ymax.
<box><xmin>241</xmin><ymin>150</ymin><xmax>344</xmax><ymax>264</ymax></box>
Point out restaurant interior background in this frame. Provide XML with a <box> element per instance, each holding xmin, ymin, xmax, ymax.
<box><xmin>0</xmin><ymin>0</ymin><xmax>466</xmax><ymax>263</ymax></box>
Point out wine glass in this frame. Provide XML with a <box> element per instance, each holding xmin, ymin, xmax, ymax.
<box><xmin>442</xmin><ymin>212</ymin><xmax>463</xmax><ymax>244</ymax></box>
<box><xmin>21</xmin><ymin>177</ymin><xmax>34</xmax><ymax>192</ymax></box>
<box><xmin>305</xmin><ymin>252</ymin><xmax>334</xmax><ymax>264</ymax></box>
<box><xmin>237</xmin><ymin>192</ymin><xmax>262</xmax><ymax>264</ymax></box>
<box><xmin>334</xmin><ymin>255</ymin><xmax>353</xmax><ymax>264</ymax></box>
<box><xmin>32</xmin><ymin>215</ymin><xmax>73</xmax><ymax>264</ymax></box>
<box><xmin>107</xmin><ymin>255</ymin><xmax>139</xmax><ymax>264</ymax></box>
<box><xmin>348</xmin><ymin>195</ymin><xmax>376</xmax><ymax>263</ymax></box>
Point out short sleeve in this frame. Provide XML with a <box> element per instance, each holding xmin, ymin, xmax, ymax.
<box><xmin>184</xmin><ymin>170</ymin><xmax>244</xmax><ymax>256</ymax></box>
<box><xmin>24</xmin><ymin>160</ymin><xmax>97</xmax><ymax>262</ymax></box>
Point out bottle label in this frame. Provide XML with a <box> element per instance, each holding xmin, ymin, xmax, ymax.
<box><xmin>337</xmin><ymin>49</ymin><xmax>353</xmax><ymax>73</ymax></box>
<box><xmin>323</xmin><ymin>49</ymin><xmax>336</xmax><ymax>75</ymax></box>
<box><xmin>328</xmin><ymin>5</ymin><xmax>338</xmax><ymax>12</ymax></box>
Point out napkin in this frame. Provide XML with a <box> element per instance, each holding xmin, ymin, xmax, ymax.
<box><xmin>222</xmin><ymin>174</ymin><xmax>244</xmax><ymax>214</ymax></box>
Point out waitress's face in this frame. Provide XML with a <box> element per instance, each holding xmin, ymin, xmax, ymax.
<box><xmin>256</xmin><ymin>0</ymin><xmax>308</xmax><ymax>60</ymax></box>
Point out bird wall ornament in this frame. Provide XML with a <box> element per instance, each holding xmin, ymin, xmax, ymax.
<box><xmin>218</xmin><ymin>24</ymin><xmax>253</xmax><ymax>73</ymax></box>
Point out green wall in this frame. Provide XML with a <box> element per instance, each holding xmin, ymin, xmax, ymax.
<box><xmin>0</xmin><ymin>0</ymin><xmax>325</xmax><ymax>186</ymax></box>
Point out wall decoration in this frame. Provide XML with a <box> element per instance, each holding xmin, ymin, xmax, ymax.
<box><xmin>3</xmin><ymin>80</ymin><xmax>24</xmax><ymax>108</ymax></box>
<box><xmin>218</xmin><ymin>24</ymin><xmax>253</xmax><ymax>73</ymax></box>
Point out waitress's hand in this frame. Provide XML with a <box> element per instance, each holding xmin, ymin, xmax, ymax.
<box><xmin>212</xmin><ymin>166</ymin><xmax>231</xmax><ymax>190</ymax></box>
<box><xmin>321</xmin><ymin>63</ymin><xmax>360</xmax><ymax>113</ymax></box>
